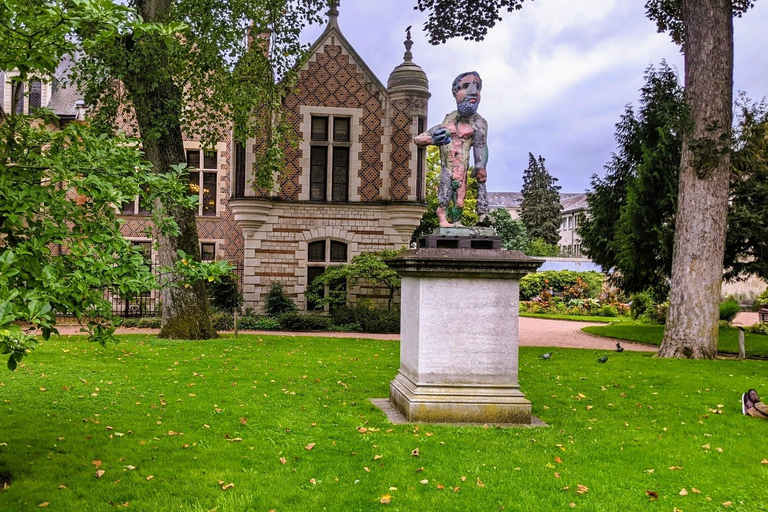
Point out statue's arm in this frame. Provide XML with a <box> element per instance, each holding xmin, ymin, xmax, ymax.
<box><xmin>414</xmin><ymin>116</ymin><xmax>452</xmax><ymax>147</ymax></box>
<box><xmin>472</xmin><ymin>117</ymin><xmax>489</xmax><ymax>182</ymax></box>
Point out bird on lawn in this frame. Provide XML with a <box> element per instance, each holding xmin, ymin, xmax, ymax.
<box><xmin>615</xmin><ymin>343</ymin><xmax>624</xmax><ymax>353</ymax></box>
<box><xmin>598</xmin><ymin>356</ymin><xmax>609</xmax><ymax>363</ymax></box>
<box><xmin>539</xmin><ymin>351</ymin><xmax>554</xmax><ymax>361</ymax></box>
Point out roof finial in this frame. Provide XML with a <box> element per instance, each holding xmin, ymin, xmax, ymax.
<box><xmin>327</xmin><ymin>0</ymin><xmax>339</xmax><ymax>26</ymax></box>
<box><xmin>403</xmin><ymin>25</ymin><xmax>413</xmax><ymax>62</ymax></box>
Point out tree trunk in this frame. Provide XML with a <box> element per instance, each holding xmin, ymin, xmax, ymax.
<box><xmin>122</xmin><ymin>0</ymin><xmax>216</xmax><ymax>340</ymax></box>
<box><xmin>658</xmin><ymin>0</ymin><xmax>733</xmax><ymax>359</ymax></box>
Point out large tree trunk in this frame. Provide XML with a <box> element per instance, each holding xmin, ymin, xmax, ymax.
<box><xmin>658</xmin><ymin>0</ymin><xmax>733</xmax><ymax>359</ymax></box>
<box><xmin>123</xmin><ymin>0</ymin><xmax>216</xmax><ymax>340</ymax></box>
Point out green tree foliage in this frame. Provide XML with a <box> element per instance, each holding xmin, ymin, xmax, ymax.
<box><xmin>71</xmin><ymin>0</ymin><xmax>325</xmax><ymax>338</ymax></box>
<box><xmin>412</xmin><ymin>146</ymin><xmax>478</xmax><ymax>242</ymax></box>
<box><xmin>488</xmin><ymin>208</ymin><xmax>528</xmax><ymax>251</ymax></box>
<box><xmin>520</xmin><ymin>153</ymin><xmax>562</xmax><ymax>246</ymax></box>
<box><xmin>724</xmin><ymin>97</ymin><xmax>768</xmax><ymax>281</ymax></box>
<box><xmin>526</xmin><ymin>238</ymin><xmax>560</xmax><ymax>257</ymax></box>
<box><xmin>208</xmin><ymin>271</ymin><xmax>244</xmax><ymax>313</ymax></box>
<box><xmin>305</xmin><ymin>249</ymin><xmax>406</xmax><ymax>311</ymax></box>
<box><xmin>0</xmin><ymin>0</ymin><xmax>226</xmax><ymax>369</ymax></box>
<box><xmin>519</xmin><ymin>270</ymin><xmax>604</xmax><ymax>301</ymax></box>
<box><xmin>580</xmin><ymin>63</ymin><xmax>683</xmax><ymax>298</ymax></box>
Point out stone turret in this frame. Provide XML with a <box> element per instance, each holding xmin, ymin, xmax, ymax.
<box><xmin>386</xmin><ymin>28</ymin><xmax>430</xmax><ymax>203</ymax></box>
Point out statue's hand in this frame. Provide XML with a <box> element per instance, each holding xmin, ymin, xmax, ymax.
<box><xmin>475</xmin><ymin>168</ymin><xmax>487</xmax><ymax>183</ymax></box>
<box><xmin>431</xmin><ymin>128</ymin><xmax>452</xmax><ymax>146</ymax></box>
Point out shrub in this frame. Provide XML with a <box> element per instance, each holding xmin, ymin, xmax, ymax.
<box><xmin>600</xmin><ymin>305</ymin><xmax>619</xmax><ymax>317</ymax></box>
<box><xmin>746</xmin><ymin>322</ymin><xmax>768</xmax><ymax>335</ymax></box>
<box><xmin>719</xmin><ymin>297</ymin><xmax>741</xmax><ymax>323</ymax></box>
<box><xmin>519</xmin><ymin>271</ymin><xmax>604</xmax><ymax>300</ymax></box>
<box><xmin>648</xmin><ymin>302</ymin><xmax>668</xmax><ymax>325</ymax></box>
<box><xmin>331</xmin><ymin>304</ymin><xmax>400</xmax><ymax>333</ymax></box>
<box><xmin>753</xmin><ymin>289</ymin><xmax>768</xmax><ymax>311</ymax></box>
<box><xmin>210</xmin><ymin>312</ymin><xmax>234</xmax><ymax>331</ymax></box>
<box><xmin>137</xmin><ymin>317</ymin><xmax>161</xmax><ymax>329</ymax></box>
<box><xmin>277</xmin><ymin>312</ymin><xmax>331</xmax><ymax>331</ymax></box>
<box><xmin>264</xmin><ymin>282</ymin><xmax>298</xmax><ymax>318</ymax></box>
<box><xmin>208</xmin><ymin>271</ymin><xmax>243</xmax><ymax>313</ymax></box>
<box><xmin>630</xmin><ymin>292</ymin><xmax>654</xmax><ymax>319</ymax></box>
<box><xmin>120</xmin><ymin>318</ymin><xmax>139</xmax><ymax>328</ymax></box>
<box><xmin>328</xmin><ymin>323</ymin><xmax>363</xmax><ymax>332</ymax></box>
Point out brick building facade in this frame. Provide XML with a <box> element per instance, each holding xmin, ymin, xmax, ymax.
<box><xmin>229</xmin><ymin>7</ymin><xmax>430</xmax><ymax>311</ymax></box>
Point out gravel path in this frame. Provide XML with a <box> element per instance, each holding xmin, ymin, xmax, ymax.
<box><xmin>52</xmin><ymin>316</ymin><xmax>658</xmax><ymax>352</ymax></box>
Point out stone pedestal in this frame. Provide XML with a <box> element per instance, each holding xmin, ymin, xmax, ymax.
<box><xmin>386</xmin><ymin>248</ymin><xmax>542</xmax><ymax>424</ymax></box>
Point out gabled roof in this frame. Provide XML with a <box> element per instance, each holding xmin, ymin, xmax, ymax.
<box><xmin>302</xmin><ymin>6</ymin><xmax>387</xmax><ymax>97</ymax></box>
<box><xmin>560</xmin><ymin>193</ymin><xmax>588</xmax><ymax>213</ymax></box>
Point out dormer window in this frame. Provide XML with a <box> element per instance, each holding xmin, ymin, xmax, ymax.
<box><xmin>309</xmin><ymin>115</ymin><xmax>350</xmax><ymax>202</ymax></box>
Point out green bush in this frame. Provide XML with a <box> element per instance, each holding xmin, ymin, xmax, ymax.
<box><xmin>120</xmin><ymin>318</ymin><xmax>139</xmax><ymax>328</ymax></box>
<box><xmin>137</xmin><ymin>317</ymin><xmax>161</xmax><ymax>328</ymax></box>
<box><xmin>753</xmin><ymin>289</ymin><xmax>768</xmax><ymax>311</ymax></box>
<box><xmin>649</xmin><ymin>302</ymin><xmax>669</xmax><ymax>325</ymax></box>
<box><xmin>264</xmin><ymin>282</ymin><xmax>298</xmax><ymax>318</ymax></box>
<box><xmin>208</xmin><ymin>271</ymin><xmax>243</xmax><ymax>313</ymax></box>
<box><xmin>210</xmin><ymin>312</ymin><xmax>234</xmax><ymax>331</ymax></box>
<box><xmin>277</xmin><ymin>312</ymin><xmax>331</xmax><ymax>331</ymax></box>
<box><xmin>519</xmin><ymin>271</ymin><xmax>604</xmax><ymax>300</ymax></box>
<box><xmin>719</xmin><ymin>297</ymin><xmax>741</xmax><ymax>323</ymax></box>
<box><xmin>600</xmin><ymin>305</ymin><xmax>619</xmax><ymax>317</ymax></box>
<box><xmin>630</xmin><ymin>292</ymin><xmax>654</xmax><ymax>320</ymax></box>
<box><xmin>746</xmin><ymin>322</ymin><xmax>768</xmax><ymax>335</ymax></box>
<box><xmin>331</xmin><ymin>304</ymin><xmax>400</xmax><ymax>333</ymax></box>
<box><xmin>328</xmin><ymin>323</ymin><xmax>363</xmax><ymax>332</ymax></box>
<box><xmin>236</xmin><ymin>315</ymin><xmax>281</xmax><ymax>330</ymax></box>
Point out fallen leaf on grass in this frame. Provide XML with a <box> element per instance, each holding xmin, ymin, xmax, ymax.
<box><xmin>411</xmin><ymin>448</ymin><xmax>419</xmax><ymax>457</ymax></box>
<box><xmin>419</xmin><ymin>479</ymin><xmax>428</xmax><ymax>485</ymax></box>
<box><xmin>554</xmin><ymin>473</ymin><xmax>561</xmax><ymax>479</ymax></box>
<box><xmin>669</xmin><ymin>466</ymin><xmax>682</xmax><ymax>470</ymax></box>
<box><xmin>95</xmin><ymin>470</ymin><xmax>105</xmax><ymax>478</ymax></box>
<box><xmin>357</xmin><ymin>427</ymin><xmax>368</xmax><ymax>434</ymax></box>
<box><xmin>555</xmin><ymin>457</ymin><xmax>563</xmax><ymax>464</ymax></box>
<box><xmin>702</xmin><ymin>444</ymin><xmax>711</xmax><ymax>450</ymax></box>
<box><xmin>569</xmin><ymin>503</ymin><xmax>576</xmax><ymax>509</ymax></box>
<box><xmin>576</xmin><ymin>485</ymin><xmax>588</xmax><ymax>495</ymax></box>
<box><xmin>146</xmin><ymin>475</ymin><xmax>154</xmax><ymax>481</ymax></box>
<box><xmin>374</xmin><ymin>454</ymin><xmax>382</xmax><ymax>460</ymax></box>
<box><xmin>92</xmin><ymin>460</ymin><xmax>102</xmax><ymax>468</ymax></box>
<box><xmin>279</xmin><ymin>457</ymin><xmax>287</xmax><ymax>465</ymax></box>
<box><xmin>240</xmin><ymin>417</ymin><xmax>247</xmax><ymax>425</ymax></box>
<box><xmin>305</xmin><ymin>443</ymin><xmax>315</xmax><ymax>451</ymax></box>
<box><xmin>364</xmin><ymin>467</ymin><xmax>370</xmax><ymax>473</ymax></box>
<box><xmin>227</xmin><ymin>438</ymin><xmax>243</xmax><ymax>443</ymax></box>
<box><xmin>38</xmin><ymin>502</ymin><xmax>49</xmax><ymax>507</ymax></box>
<box><xmin>124</xmin><ymin>465</ymin><xmax>136</xmax><ymax>471</ymax></box>
<box><xmin>680</xmin><ymin>488</ymin><xmax>688</xmax><ymax>496</ymax></box>
<box><xmin>221</xmin><ymin>483</ymin><xmax>234</xmax><ymax>491</ymax></box>
<box><xmin>309</xmin><ymin>478</ymin><xmax>316</xmax><ymax>485</ymax></box>
<box><xmin>692</xmin><ymin>488</ymin><xmax>701</xmax><ymax>494</ymax></box>
<box><xmin>379</xmin><ymin>494</ymin><xmax>391</xmax><ymax>504</ymax></box>
<box><xmin>722</xmin><ymin>502</ymin><xmax>732</xmax><ymax>508</ymax></box>
<box><xmin>476</xmin><ymin>477</ymin><xmax>485</xmax><ymax>488</ymax></box>
<box><xmin>646</xmin><ymin>490</ymin><xmax>659</xmax><ymax>501</ymax></box>
<box><xmin>58</xmin><ymin>485</ymin><xmax>66</xmax><ymax>489</ymax></box>
<box><xmin>644</xmin><ymin>469</ymin><xmax>655</xmax><ymax>474</ymax></box>
<box><xmin>761</xmin><ymin>459</ymin><xmax>768</xmax><ymax>465</ymax></box>
<box><xmin>715</xmin><ymin>447</ymin><xmax>723</xmax><ymax>453</ymax></box>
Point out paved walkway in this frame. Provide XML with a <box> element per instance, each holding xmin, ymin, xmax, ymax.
<box><xmin>52</xmin><ymin>316</ymin><xmax>658</xmax><ymax>352</ymax></box>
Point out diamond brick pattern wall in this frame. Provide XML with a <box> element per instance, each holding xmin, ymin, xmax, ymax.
<box><xmin>278</xmin><ymin>43</ymin><xmax>385</xmax><ymax>202</ymax></box>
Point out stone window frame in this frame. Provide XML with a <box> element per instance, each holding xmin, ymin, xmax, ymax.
<box><xmin>183</xmin><ymin>141</ymin><xmax>226</xmax><ymax>218</ymax></box>
<box><xmin>298</xmin><ymin>106</ymin><xmax>363</xmax><ymax>202</ymax></box>
<box><xmin>305</xmin><ymin>237</ymin><xmax>349</xmax><ymax>311</ymax></box>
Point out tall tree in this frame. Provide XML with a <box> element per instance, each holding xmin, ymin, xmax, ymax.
<box><xmin>580</xmin><ymin>63</ymin><xmax>684</xmax><ymax>298</ymax></box>
<box><xmin>74</xmin><ymin>0</ymin><xmax>325</xmax><ymax>339</ymax></box>
<box><xmin>519</xmin><ymin>153</ymin><xmax>562</xmax><ymax>246</ymax></box>
<box><xmin>724</xmin><ymin>96</ymin><xmax>768</xmax><ymax>282</ymax></box>
<box><xmin>415</xmin><ymin>0</ymin><xmax>758</xmax><ymax>359</ymax></box>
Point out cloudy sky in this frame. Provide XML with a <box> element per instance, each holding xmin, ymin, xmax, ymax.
<box><xmin>301</xmin><ymin>0</ymin><xmax>768</xmax><ymax>193</ymax></box>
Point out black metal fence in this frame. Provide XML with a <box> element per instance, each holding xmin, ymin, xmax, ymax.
<box><xmin>109</xmin><ymin>263</ymin><xmax>244</xmax><ymax>318</ymax></box>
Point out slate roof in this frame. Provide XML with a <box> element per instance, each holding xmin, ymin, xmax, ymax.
<box><xmin>46</xmin><ymin>54</ymin><xmax>84</xmax><ymax>118</ymax></box>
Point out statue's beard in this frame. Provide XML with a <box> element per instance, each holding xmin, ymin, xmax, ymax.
<box><xmin>457</xmin><ymin>98</ymin><xmax>478</xmax><ymax>117</ymax></box>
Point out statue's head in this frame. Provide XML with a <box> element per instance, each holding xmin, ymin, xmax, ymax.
<box><xmin>452</xmin><ymin>71</ymin><xmax>482</xmax><ymax>117</ymax></box>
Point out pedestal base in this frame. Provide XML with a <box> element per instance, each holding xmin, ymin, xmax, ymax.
<box><xmin>390</xmin><ymin>373</ymin><xmax>532</xmax><ymax>424</ymax></box>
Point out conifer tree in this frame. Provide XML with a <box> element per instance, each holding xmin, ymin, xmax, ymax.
<box><xmin>519</xmin><ymin>153</ymin><xmax>562</xmax><ymax>246</ymax></box>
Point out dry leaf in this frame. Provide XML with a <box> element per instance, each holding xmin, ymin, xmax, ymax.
<box><xmin>680</xmin><ymin>488</ymin><xmax>688</xmax><ymax>496</ymax></box>
<box><xmin>309</xmin><ymin>478</ymin><xmax>317</xmax><ymax>485</ymax></box>
<box><xmin>279</xmin><ymin>457</ymin><xmax>287</xmax><ymax>465</ymax></box>
<box><xmin>94</xmin><ymin>469</ymin><xmax>106</xmax><ymax>479</ymax></box>
<box><xmin>644</xmin><ymin>469</ymin><xmax>655</xmax><ymax>474</ymax></box>
<box><xmin>380</xmin><ymin>494</ymin><xmax>391</xmax><ymax>504</ymax></box>
<box><xmin>305</xmin><ymin>443</ymin><xmax>316</xmax><ymax>451</ymax></box>
<box><xmin>124</xmin><ymin>465</ymin><xmax>136</xmax><ymax>471</ymax></box>
<box><xmin>761</xmin><ymin>459</ymin><xmax>768</xmax><ymax>465</ymax></box>
<box><xmin>364</xmin><ymin>467</ymin><xmax>370</xmax><ymax>473</ymax></box>
<box><xmin>576</xmin><ymin>484</ymin><xmax>588</xmax><ymax>495</ymax></box>
<box><xmin>227</xmin><ymin>438</ymin><xmax>243</xmax><ymax>443</ymax></box>
<box><xmin>92</xmin><ymin>460</ymin><xmax>102</xmax><ymax>468</ymax></box>
<box><xmin>38</xmin><ymin>503</ymin><xmax>49</xmax><ymax>507</ymax></box>
<box><xmin>476</xmin><ymin>477</ymin><xmax>485</xmax><ymax>488</ymax></box>
<box><xmin>715</xmin><ymin>447</ymin><xmax>723</xmax><ymax>453</ymax></box>
<box><xmin>240</xmin><ymin>417</ymin><xmax>247</xmax><ymax>425</ymax></box>
<box><xmin>569</xmin><ymin>503</ymin><xmax>576</xmax><ymax>509</ymax></box>
<box><xmin>692</xmin><ymin>488</ymin><xmax>701</xmax><ymax>494</ymax></box>
<box><xmin>554</xmin><ymin>472</ymin><xmax>561</xmax><ymax>479</ymax></box>
<box><xmin>702</xmin><ymin>444</ymin><xmax>711</xmax><ymax>450</ymax></box>
<box><xmin>374</xmin><ymin>455</ymin><xmax>382</xmax><ymax>460</ymax></box>
<box><xmin>146</xmin><ymin>475</ymin><xmax>154</xmax><ymax>481</ymax></box>
<box><xmin>221</xmin><ymin>483</ymin><xmax>234</xmax><ymax>491</ymax></box>
<box><xmin>58</xmin><ymin>485</ymin><xmax>66</xmax><ymax>489</ymax></box>
<box><xmin>357</xmin><ymin>427</ymin><xmax>368</xmax><ymax>434</ymax></box>
<box><xmin>555</xmin><ymin>457</ymin><xmax>563</xmax><ymax>464</ymax></box>
<box><xmin>411</xmin><ymin>448</ymin><xmax>420</xmax><ymax>457</ymax></box>
<box><xmin>669</xmin><ymin>466</ymin><xmax>682</xmax><ymax>470</ymax></box>
<box><xmin>419</xmin><ymin>479</ymin><xmax>428</xmax><ymax>485</ymax></box>
<box><xmin>646</xmin><ymin>490</ymin><xmax>659</xmax><ymax>501</ymax></box>
<box><xmin>460</xmin><ymin>475</ymin><xmax>466</xmax><ymax>481</ymax></box>
<box><xmin>722</xmin><ymin>502</ymin><xmax>732</xmax><ymax>508</ymax></box>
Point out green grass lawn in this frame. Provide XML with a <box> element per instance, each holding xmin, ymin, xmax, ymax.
<box><xmin>584</xmin><ymin>322</ymin><xmax>768</xmax><ymax>358</ymax></box>
<box><xmin>520</xmin><ymin>312</ymin><xmax>620</xmax><ymax>323</ymax></box>
<box><xmin>1</xmin><ymin>334</ymin><xmax>767</xmax><ymax>511</ymax></box>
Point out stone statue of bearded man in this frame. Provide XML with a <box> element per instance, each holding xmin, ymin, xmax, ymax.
<box><xmin>414</xmin><ymin>71</ymin><xmax>490</xmax><ymax>227</ymax></box>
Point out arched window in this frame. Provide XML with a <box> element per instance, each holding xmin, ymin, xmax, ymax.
<box><xmin>306</xmin><ymin>239</ymin><xmax>348</xmax><ymax>311</ymax></box>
